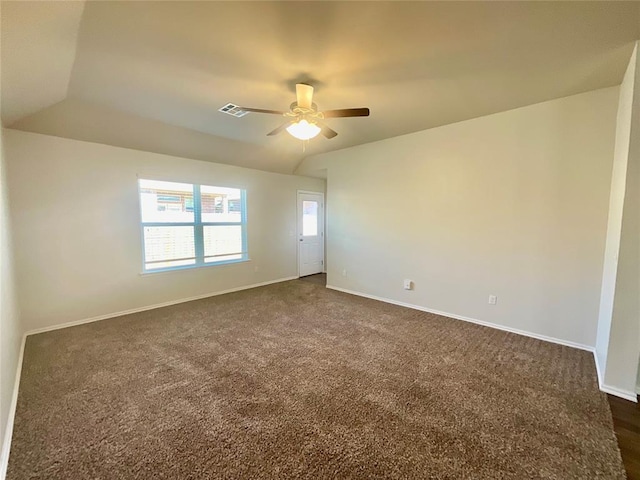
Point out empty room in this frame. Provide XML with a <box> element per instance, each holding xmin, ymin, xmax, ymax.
<box><xmin>1</xmin><ymin>1</ymin><xmax>639</xmax><ymax>479</ymax></box>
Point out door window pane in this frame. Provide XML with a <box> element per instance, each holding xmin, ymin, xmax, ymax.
<box><xmin>140</xmin><ymin>179</ymin><xmax>194</xmax><ymax>223</ymax></box>
<box><xmin>302</xmin><ymin>200</ymin><xmax>318</xmax><ymax>236</ymax></box>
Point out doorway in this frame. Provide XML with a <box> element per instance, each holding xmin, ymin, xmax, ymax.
<box><xmin>297</xmin><ymin>191</ymin><xmax>324</xmax><ymax>277</ymax></box>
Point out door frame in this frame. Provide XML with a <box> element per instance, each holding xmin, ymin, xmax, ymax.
<box><xmin>296</xmin><ymin>190</ymin><xmax>325</xmax><ymax>277</ymax></box>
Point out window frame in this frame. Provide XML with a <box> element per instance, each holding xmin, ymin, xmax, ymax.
<box><xmin>138</xmin><ymin>180</ymin><xmax>249</xmax><ymax>274</ymax></box>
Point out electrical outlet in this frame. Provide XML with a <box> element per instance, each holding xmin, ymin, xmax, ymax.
<box><xmin>403</xmin><ymin>279</ymin><xmax>413</xmax><ymax>290</ymax></box>
<box><xmin>342</xmin><ymin>269</ymin><xmax>347</xmax><ymax>277</ymax></box>
<box><xmin>488</xmin><ymin>295</ymin><xmax>497</xmax><ymax>305</ymax></box>
<box><xmin>254</xmin><ymin>266</ymin><xmax>259</xmax><ymax>273</ymax></box>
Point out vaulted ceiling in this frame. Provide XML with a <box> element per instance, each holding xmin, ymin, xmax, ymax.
<box><xmin>2</xmin><ymin>1</ymin><xmax>640</xmax><ymax>174</ymax></box>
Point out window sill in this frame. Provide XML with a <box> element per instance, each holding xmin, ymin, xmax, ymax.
<box><xmin>140</xmin><ymin>258</ymin><xmax>251</xmax><ymax>276</ymax></box>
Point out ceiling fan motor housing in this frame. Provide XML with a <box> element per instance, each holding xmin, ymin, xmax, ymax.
<box><xmin>284</xmin><ymin>102</ymin><xmax>324</xmax><ymax>123</ymax></box>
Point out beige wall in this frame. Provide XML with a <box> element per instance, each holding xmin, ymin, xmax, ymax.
<box><xmin>299</xmin><ymin>87</ymin><xmax>618</xmax><ymax>348</ymax></box>
<box><xmin>0</xmin><ymin>127</ymin><xmax>21</xmax><ymax>474</ymax></box>
<box><xmin>597</xmin><ymin>43</ymin><xmax>640</xmax><ymax>398</ymax></box>
<box><xmin>4</xmin><ymin>130</ymin><xmax>325</xmax><ymax>331</ymax></box>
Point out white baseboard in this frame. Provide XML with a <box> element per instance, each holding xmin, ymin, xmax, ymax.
<box><xmin>593</xmin><ymin>351</ymin><xmax>638</xmax><ymax>403</ymax></box>
<box><xmin>26</xmin><ymin>276</ymin><xmax>298</xmax><ymax>336</ymax></box>
<box><xmin>593</xmin><ymin>350</ymin><xmax>604</xmax><ymax>388</ymax></box>
<box><xmin>600</xmin><ymin>384</ymin><xmax>638</xmax><ymax>403</ymax></box>
<box><xmin>0</xmin><ymin>333</ymin><xmax>26</xmax><ymax>480</ymax></box>
<box><xmin>327</xmin><ymin>285</ymin><xmax>594</xmax><ymax>352</ymax></box>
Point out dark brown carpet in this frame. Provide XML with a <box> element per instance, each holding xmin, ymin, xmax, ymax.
<box><xmin>8</xmin><ymin>280</ymin><xmax>625</xmax><ymax>479</ymax></box>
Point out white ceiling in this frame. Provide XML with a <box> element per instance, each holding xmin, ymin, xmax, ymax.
<box><xmin>2</xmin><ymin>1</ymin><xmax>640</xmax><ymax>174</ymax></box>
<box><xmin>0</xmin><ymin>0</ymin><xmax>84</xmax><ymax>125</ymax></box>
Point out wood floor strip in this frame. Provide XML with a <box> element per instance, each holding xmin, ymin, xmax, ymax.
<box><xmin>608</xmin><ymin>394</ymin><xmax>640</xmax><ymax>480</ymax></box>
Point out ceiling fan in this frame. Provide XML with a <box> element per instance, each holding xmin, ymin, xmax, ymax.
<box><xmin>239</xmin><ymin>84</ymin><xmax>370</xmax><ymax>141</ymax></box>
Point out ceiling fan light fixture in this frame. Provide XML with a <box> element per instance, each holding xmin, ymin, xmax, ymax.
<box><xmin>286</xmin><ymin>119</ymin><xmax>321</xmax><ymax>140</ymax></box>
<box><xmin>236</xmin><ymin>82</ymin><xmax>368</xmax><ymax>140</ymax></box>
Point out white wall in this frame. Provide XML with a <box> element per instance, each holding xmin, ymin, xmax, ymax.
<box><xmin>595</xmin><ymin>47</ymin><xmax>636</xmax><ymax>377</ymax></box>
<box><xmin>4</xmin><ymin>130</ymin><xmax>325</xmax><ymax>331</ymax></box>
<box><xmin>0</xmin><ymin>127</ymin><xmax>22</xmax><ymax>474</ymax></box>
<box><xmin>597</xmin><ymin>43</ymin><xmax>640</xmax><ymax>399</ymax></box>
<box><xmin>299</xmin><ymin>87</ymin><xmax>618</xmax><ymax>349</ymax></box>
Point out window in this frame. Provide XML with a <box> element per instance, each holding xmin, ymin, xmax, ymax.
<box><xmin>139</xmin><ymin>179</ymin><xmax>247</xmax><ymax>272</ymax></box>
<box><xmin>302</xmin><ymin>200</ymin><xmax>319</xmax><ymax>236</ymax></box>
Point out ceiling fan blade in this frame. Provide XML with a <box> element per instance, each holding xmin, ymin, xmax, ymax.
<box><xmin>319</xmin><ymin>124</ymin><xmax>338</xmax><ymax>139</ymax></box>
<box><xmin>296</xmin><ymin>84</ymin><xmax>314</xmax><ymax>110</ymax></box>
<box><xmin>322</xmin><ymin>107</ymin><xmax>370</xmax><ymax>118</ymax></box>
<box><xmin>239</xmin><ymin>107</ymin><xmax>287</xmax><ymax>115</ymax></box>
<box><xmin>266</xmin><ymin>122</ymin><xmax>291</xmax><ymax>136</ymax></box>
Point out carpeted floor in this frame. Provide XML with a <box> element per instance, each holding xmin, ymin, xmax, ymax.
<box><xmin>8</xmin><ymin>280</ymin><xmax>625</xmax><ymax>479</ymax></box>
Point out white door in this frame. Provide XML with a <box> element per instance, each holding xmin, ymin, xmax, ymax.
<box><xmin>298</xmin><ymin>191</ymin><xmax>324</xmax><ymax>277</ymax></box>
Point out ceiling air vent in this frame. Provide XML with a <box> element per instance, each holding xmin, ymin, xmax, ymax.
<box><xmin>218</xmin><ymin>103</ymin><xmax>249</xmax><ymax>117</ymax></box>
